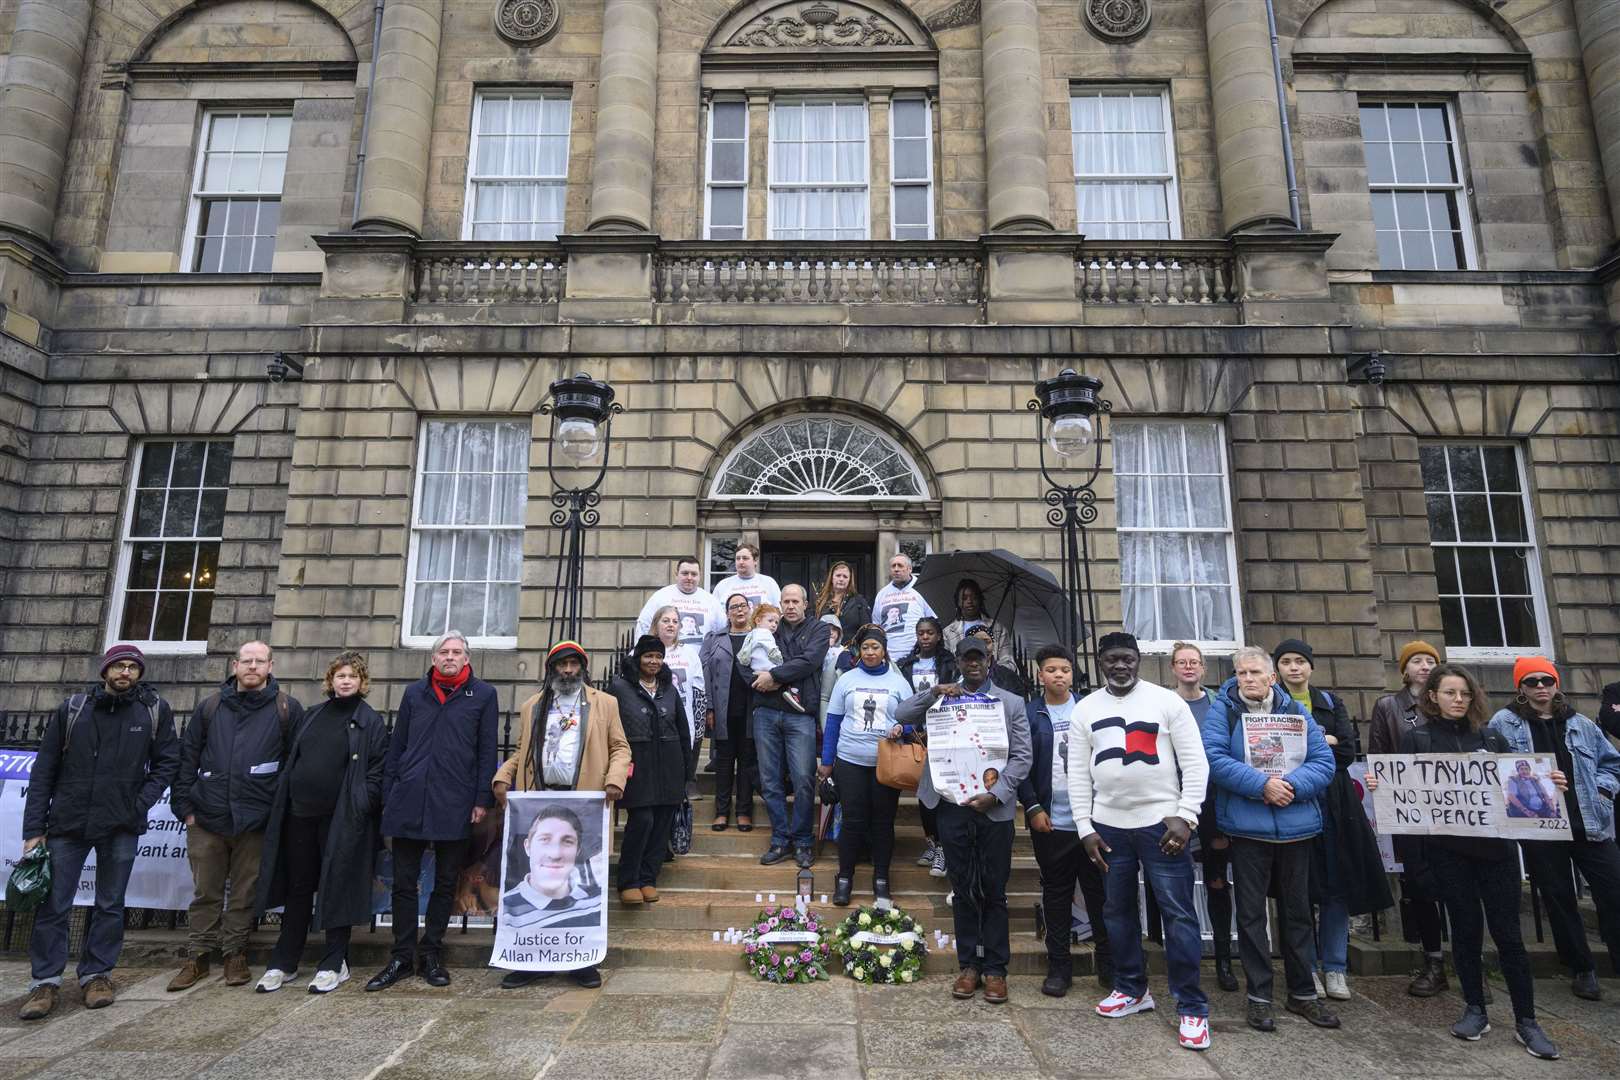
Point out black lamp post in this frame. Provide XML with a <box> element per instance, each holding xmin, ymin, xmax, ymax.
<box><xmin>541</xmin><ymin>373</ymin><xmax>622</xmax><ymax>646</ymax></box>
<box><xmin>1029</xmin><ymin>368</ymin><xmax>1111</xmax><ymax>690</ymax></box>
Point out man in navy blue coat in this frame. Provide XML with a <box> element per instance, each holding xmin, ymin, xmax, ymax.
<box><xmin>366</xmin><ymin>632</ymin><xmax>499</xmax><ymax>991</ymax></box>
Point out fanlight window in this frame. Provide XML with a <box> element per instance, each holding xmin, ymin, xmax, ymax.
<box><xmin>712</xmin><ymin>415</ymin><xmax>926</xmax><ymax>499</ymax></box>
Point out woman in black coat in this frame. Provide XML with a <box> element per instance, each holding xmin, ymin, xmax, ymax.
<box><xmin>255</xmin><ymin>651</ymin><xmax>389</xmax><ymax>993</ymax></box>
<box><xmin>815</xmin><ymin>561</ymin><xmax>872</xmax><ymax>643</ymax></box>
<box><xmin>610</xmin><ymin>636</ymin><xmax>694</xmax><ymax>905</ymax></box>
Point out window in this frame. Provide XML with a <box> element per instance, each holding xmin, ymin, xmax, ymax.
<box><xmin>464</xmin><ymin>92</ymin><xmax>572</xmax><ymax>241</ymax></box>
<box><xmin>710</xmin><ymin>415</ymin><xmax>926</xmax><ymax>500</ymax></box>
<box><xmin>404</xmin><ymin>420</ymin><xmax>528</xmax><ymax>648</ymax></box>
<box><xmin>769</xmin><ymin>99</ymin><xmax>868</xmax><ymax>240</ymax></box>
<box><xmin>1360</xmin><ymin>101</ymin><xmax>1473</xmax><ymax>270</ymax></box>
<box><xmin>1114</xmin><ymin>421</ymin><xmax>1240</xmax><ymax>649</ymax></box>
<box><xmin>706</xmin><ymin>535</ymin><xmax>739</xmax><ymax>593</ymax></box>
<box><xmin>706</xmin><ymin>98</ymin><xmax>748</xmax><ymax>240</ymax></box>
<box><xmin>184</xmin><ymin>111</ymin><xmax>289</xmax><ymax>273</ymax></box>
<box><xmin>890</xmin><ymin>96</ymin><xmax>932</xmax><ymax>240</ymax></box>
<box><xmin>109</xmin><ymin>441</ymin><xmax>231</xmax><ymax>652</ymax></box>
<box><xmin>1420</xmin><ymin>443</ymin><xmax>1547</xmax><ymax>656</ymax></box>
<box><xmin>1070</xmin><ymin>88</ymin><xmax>1179</xmax><ymax>240</ymax></box>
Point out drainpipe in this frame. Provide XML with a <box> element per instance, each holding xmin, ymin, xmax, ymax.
<box><xmin>350</xmin><ymin>0</ymin><xmax>387</xmax><ymax>228</ymax></box>
<box><xmin>1263</xmin><ymin>0</ymin><xmax>1303</xmax><ymax>229</ymax></box>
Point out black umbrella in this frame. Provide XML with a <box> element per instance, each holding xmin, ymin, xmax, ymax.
<box><xmin>913</xmin><ymin>549</ymin><xmax>1071</xmax><ymax>653</ymax></box>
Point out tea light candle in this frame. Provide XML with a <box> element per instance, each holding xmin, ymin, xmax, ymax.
<box><xmin>713</xmin><ymin>931</ymin><xmax>721</xmax><ymax>942</ymax></box>
<box><xmin>755</xmin><ymin>893</ymin><xmax>764</xmax><ymax>903</ymax></box>
<box><xmin>820</xmin><ymin>894</ymin><xmax>828</xmax><ymax>904</ymax></box>
<box><xmin>768</xmin><ymin>893</ymin><xmax>776</xmax><ymax>903</ymax></box>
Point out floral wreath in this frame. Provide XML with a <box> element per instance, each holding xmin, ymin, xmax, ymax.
<box><xmin>740</xmin><ymin>905</ymin><xmax>833</xmax><ymax>984</ymax></box>
<box><xmin>830</xmin><ymin>904</ymin><xmax>928</xmax><ymax>984</ymax></box>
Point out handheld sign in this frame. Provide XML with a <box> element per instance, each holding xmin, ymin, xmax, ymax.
<box><xmin>925</xmin><ymin>697</ymin><xmax>1009</xmax><ymax>804</ymax></box>
<box><xmin>1366</xmin><ymin>753</ymin><xmax>1568</xmax><ymax>840</ymax></box>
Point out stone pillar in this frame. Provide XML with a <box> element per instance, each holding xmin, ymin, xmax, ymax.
<box><xmin>746</xmin><ymin>91</ymin><xmax>770</xmax><ymax>240</ymax></box>
<box><xmin>0</xmin><ymin>0</ymin><xmax>94</xmax><ymax>245</ymax></box>
<box><xmin>980</xmin><ymin>0</ymin><xmax>1052</xmax><ymax>233</ymax></box>
<box><xmin>353</xmin><ymin>0</ymin><xmax>442</xmax><ymax>235</ymax></box>
<box><xmin>1204</xmin><ymin>0</ymin><xmax>1295</xmax><ymax>234</ymax></box>
<box><xmin>587</xmin><ymin>0</ymin><xmax>659</xmax><ymax>232</ymax></box>
<box><xmin>1575</xmin><ymin>0</ymin><xmax>1620</xmax><ymax>245</ymax></box>
<box><xmin>867</xmin><ymin>88</ymin><xmax>893</xmax><ymax>240</ymax></box>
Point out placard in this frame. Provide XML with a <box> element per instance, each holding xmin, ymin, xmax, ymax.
<box><xmin>490</xmin><ymin>792</ymin><xmax>609</xmax><ymax>971</ymax></box>
<box><xmin>1347</xmin><ymin>761</ymin><xmax>1400</xmax><ymax>872</ymax></box>
<box><xmin>1367</xmin><ymin>753</ymin><xmax>1568</xmax><ymax>839</ymax></box>
<box><xmin>1241</xmin><ymin>713</ymin><xmax>1306</xmax><ymax>777</ymax></box>
<box><xmin>925</xmin><ymin>697</ymin><xmax>1008</xmax><ymax>805</ymax></box>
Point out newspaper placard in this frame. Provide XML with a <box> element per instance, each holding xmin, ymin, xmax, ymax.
<box><xmin>925</xmin><ymin>697</ymin><xmax>1009</xmax><ymax>805</ymax></box>
<box><xmin>1241</xmin><ymin>713</ymin><xmax>1307</xmax><ymax>778</ymax></box>
<box><xmin>1346</xmin><ymin>761</ymin><xmax>1400</xmax><ymax>872</ymax></box>
<box><xmin>1367</xmin><ymin>753</ymin><xmax>1569</xmax><ymax>840</ymax></box>
<box><xmin>491</xmin><ymin>791</ymin><xmax>610</xmax><ymax>972</ymax></box>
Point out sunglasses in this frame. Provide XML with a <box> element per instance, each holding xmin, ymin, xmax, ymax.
<box><xmin>1520</xmin><ymin>676</ymin><xmax>1556</xmax><ymax>690</ymax></box>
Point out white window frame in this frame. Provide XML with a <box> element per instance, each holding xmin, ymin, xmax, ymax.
<box><xmin>461</xmin><ymin>90</ymin><xmax>573</xmax><ymax>242</ymax></box>
<box><xmin>704</xmin><ymin>534</ymin><xmax>740</xmax><ymax>594</ymax></box>
<box><xmin>105</xmin><ymin>439</ymin><xmax>232</xmax><ymax>656</ymax></box>
<box><xmin>1112</xmin><ymin>419</ymin><xmax>1243</xmax><ymax>655</ymax></box>
<box><xmin>707</xmin><ymin>414</ymin><xmax>929</xmax><ymax>501</ymax></box>
<box><xmin>1360</xmin><ymin>98</ymin><xmax>1477</xmax><ymax>271</ymax></box>
<box><xmin>889</xmin><ymin>94</ymin><xmax>934</xmax><ymax>241</ymax></box>
<box><xmin>181</xmin><ymin>109</ymin><xmax>291</xmax><ymax>274</ymax></box>
<box><xmin>1420</xmin><ymin>442</ymin><xmax>1551</xmax><ymax>662</ymax></box>
<box><xmin>767</xmin><ymin>97</ymin><xmax>871</xmax><ymax>241</ymax></box>
<box><xmin>705</xmin><ymin>96</ymin><xmax>749</xmax><ymax>240</ymax></box>
<box><xmin>401</xmin><ymin>419</ymin><xmax>528</xmax><ymax>651</ymax></box>
<box><xmin>1070</xmin><ymin>86</ymin><xmax>1182</xmax><ymax>241</ymax></box>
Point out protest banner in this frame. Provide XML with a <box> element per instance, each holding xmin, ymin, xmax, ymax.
<box><xmin>1240</xmin><ymin>713</ymin><xmax>1307</xmax><ymax>777</ymax></box>
<box><xmin>1366</xmin><ymin>753</ymin><xmax>1568</xmax><ymax>840</ymax></box>
<box><xmin>1346</xmin><ymin>761</ymin><xmax>1400</xmax><ymax>872</ymax></box>
<box><xmin>490</xmin><ymin>791</ymin><xmax>609</xmax><ymax>971</ymax></box>
<box><xmin>0</xmin><ymin>750</ymin><xmax>193</xmax><ymax>910</ymax></box>
<box><xmin>925</xmin><ymin>696</ymin><xmax>1008</xmax><ymax>805</ymax></box>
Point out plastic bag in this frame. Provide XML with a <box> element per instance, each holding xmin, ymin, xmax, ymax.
<box><xmin>6</xmin><ymin>845</ymin><xmax>52</xmax><ymax>912</ymax></box>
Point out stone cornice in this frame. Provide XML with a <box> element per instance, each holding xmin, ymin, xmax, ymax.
<box><xmin>1289</xmin><ymin>51</ymin><xmax>1532</xmax><ymax>75</ymax></box>
<box><xmin>102</xmin><ymin>60</ymin><xmax>360</xmax><ymax>90</ymax></box>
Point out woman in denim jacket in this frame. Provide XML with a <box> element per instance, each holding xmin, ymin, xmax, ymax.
<box><xmin>1488</xmin><ymin>656</ymin><xmax>1620</xmax><ymax>1002</ymax></box>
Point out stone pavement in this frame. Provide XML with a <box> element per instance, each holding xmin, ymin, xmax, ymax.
<box><xmin>0</xmin><ymin>962</ymin><xmax>1615</xmax><ymax>1079</ymax></box>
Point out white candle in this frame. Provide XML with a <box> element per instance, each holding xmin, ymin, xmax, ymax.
<box><xmin>768</xmin><ymin>893</ymin><xmax>776</xmax><ymax>903</ymax></box>
<box><xmin>713</xmin><ymin>931</ymin><xmax>721</xmax><ymax>942</ymax></box>
<box><xmin>755</xmin><ymin>893</ymin><xmax>764</xmax><ymax>903</ymax></box>
<box><xmin>820</xmin><ymin>894</ymin><xmax>828</xmax><ymax>904</ymax></box>
<box><xmin>728</xmin><ymin>927</ymin><xmax>736</xmax><ymax>937</ymax></box>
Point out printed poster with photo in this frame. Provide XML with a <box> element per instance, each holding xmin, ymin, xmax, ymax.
<box><xmin>1240</xmin><ymin>713</ymin><xmax>1307</xmax><ymax>778</ymax></box>
<box><xmin>925</xmin><ymin>697</ymin><xmax>1009</xmax><ymax>805</ymax></box>
<box><xmin>491</xmin><ymin>791</ymin><xmax>610</xmax><ymax>971</ymax></box>
<box><xmin>1367</xmin><ymin>753</ymin><xmax>1569</xmax><ymax>840</ymax></box>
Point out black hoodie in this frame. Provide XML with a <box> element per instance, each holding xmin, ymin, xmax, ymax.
<box><xmin>609</xmin><ymin>656</ymin><xmax>692</xmax><ymax>808</ymax></box>
<box><xmin>171</xmin><ymin>676</ymin><xmax>302</xmax><ymax>836</ymax></box>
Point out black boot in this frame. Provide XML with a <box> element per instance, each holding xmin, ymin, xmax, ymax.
<box><xmin>1042</xmin><ymin>964</ymin><xmax>1073</xmax><ymax>998</ymax></box>
<box><xmin>833</xmin><ymin>877</ymin><xmax>853</xmax><ymax>906</ymax></box>
<box><xmin>1409</xmin><ymin>954</ymin><xmax>1448</xmax><ymax>998</ymax></box>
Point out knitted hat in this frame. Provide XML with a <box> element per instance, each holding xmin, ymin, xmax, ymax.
<box><xmin>99</xmin><ymin>643</ymin><xmax>146</xmax><ymax>677</ymax></box>
<box><xmin>631</xmin><ymin>634</ymin><xmax>666</xmax><ymax>660</ymax></box>
<box><xmin>1096</xmin><ymin>631</ymin><xmax>1140</xmax><ymax>657</ymax></box>
<box><xmin>1397</xmin><ymin>640</ymin><xmax>1440</xmax><ymax>672</ymax></box>
<box><xmin>1272</xmin><ymin>638</ymin><xmax>1314</xmax><ymax>667</ymax></box>
<box><xmin>1511</xmin><ymin>656</ymin><xmax>1559</xmax><ymax>688</ymax></box>
<box><xmin>547</xmin><ymin>640</ymin><xmax>588</xmax><ymax>669</ymax></box>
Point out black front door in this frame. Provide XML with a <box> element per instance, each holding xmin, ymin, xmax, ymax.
<box><xmin>762</xmin><ymin>541</ymin><xmax>876</xmax><ymax>609</ymax></box>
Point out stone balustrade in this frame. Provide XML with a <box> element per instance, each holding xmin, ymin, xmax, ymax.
<box><xmin>1075</xmin><ymin>241</ymin><xmax>1238</xmax><ymax>305</ymax></box>
<box><xmin>655</xmin><ymin>242</ymin><xmax>985</xmax><ymax>305</ymax></box>
<box><xmin>410</xmin><ymin>243</ymin><xmax>568</xmax><ymax>304</ymax></box>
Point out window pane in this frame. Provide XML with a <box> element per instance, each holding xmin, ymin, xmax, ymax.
<box><xmin>203</xmin><ymin>442</ymin><xmax>232</xmax><ymax>487</ymax></box>
<box><xmin>492</xmin><ymin>531</ymin><xmax>523</xmax><ymax>581</ymax></box>
<box><xmin>1501</xmin><ymin>598</ymin><xmax>1538</xmax><ymax>648</ymax></box>
<box><xmin>1160</xmin><ymin>587</ymin><xmax>1197</xmax><ymax>640</ymax></box>
<box><xmin>197</xmin><ymin>490</ymin><xmax>227</xmax><ymax>537</ymax></box>
<box><xmin>1122</xmin><ymin>587</ymin><xmax>1154</xmax><ymax>640</ymax></box>
<box><xmin>1150</xmin><ymin>477</ymin><xmax>1188</xmax><ymax>527</ymax></box>
<box><xmin>1490</xmin><ymin>495</ymin><xmax>1527</xmax><ymax>543</ymax></box>
<box><xmin>186</xmin><ymin>590</ymin><xmax>215</xmax><ymax>641</ymax></box>
<box><xmin>448</xmin><ymin>581</ymin><xmax>488</xmax><ymax>637</ymax></box>
<box><xmin>411</xmin><ymin>582</ymin><xmax>449</xmax><ymax>637</ymax></box>
<box><xmin>893</xmin><ymin>185</ymin><xmax>928</xmax><ymax>227</ymax></box>
<box><xmin>163</xmin><ymin>490</ymin><xmax>199</xmax><ymax>537</ymax></box>
<box><xmin>152</xmin><ymin>591</ymin><xmax>190</xmax><ymax>641</ymax></box>
<box><xmin>710</xmin><ymin>186</ymin><xmax>744</xmax><ymax>228</ymax></box>
<box><xmin>1456</xmin><ymin>547</ymin><xmax>1494</xmax><ymax>595</ymax></box>
<box><xmin>1191</xmin><ymin>534</ymin><xmax>1229</xmax><ymax>584</ymax></box>
<box><xmin>1482</xmin><ymin>446</ymin><xmax>1519</xmax><ymax>492</ymax></box>
<box><xmin>1153</xmin><ymin>534</ymin><xmax>1192</xmax><ymax>584</ymax></box>
<box><xmin>1463</xmin><ymin>597</ymin><xmax>1503</xmax><ymax>647</ymax></box>
<box><xmin>170</xmin><ymin>441</ymin><xmax>206</xmax><ymax>486</ymax></box>
<box><xmin>453</xmin><ymin>531</ymin><xmax>492</xmax><ymax>581</ymax></box>
<box><xmin>158</xmin><ymin>542</ymin><xmax>197</xmax><ymax>589</ymax></box>
<box><xmin>487</xmin><ymin>582</ymin><xmax>519</xmax><ymax>637</ymax></box>
<box><xmin>894</xmin><ymin>140</ymin><xmax>928</xmax><ymax>180</ymax></box>
<box><xmin>133</xmin><ymin>490</ymin><xmax>166</xmax><ymax>537</ymax></box>
<box><xmin>138</xmin><ymin>443</ymin><xmax>173</xmax><ymax>486</ymax></box>
<box><xmin>893</xmin><ymin>99</ymin><xmax>926</xmax><ymax>138</ymax></box>
<box><xmin>454</xmin><ymin>474</ymin><xmax>493</xmax><ymax>525</ymax></box>
<box><xmin>713</xmin><ymin>101</ymin><xmax>746</xmax><ymax>140</ymax></box>
<box><xmin>1115</xmin><ymin>476</ymin><xmax>1148</xmax><ymax>528</ymax></box>
<box><xmin>1119</xmin><ymin>532</ymin><xmax>1152</xmax><ymax>585</ymax></box>
<box><xmin>712</xmin><ymin>142</ymin><xmax>746</xmax><ymax>182</ymax></box>
<box><xmin>1195</xmin><ymin>587</ymin><xmax>1235</xmax><ymax>641</ymax></box>
<box><xmin>1448</xmin><ymin>445</ymin><xmax>1483</xmax><ymax>491</ymax></box>
<box><xmin>129</xmin><ymin>542</ymin><xmax>163</xmax><ymax>589</ymax></box>
<box><xmin>1439</xmin><ymin>597</ymin><xmax>1466</xmax><ymax>646</ymax></box>
<box><xmin>419</xmin><ymin>474</ymin><xmax>455</xmax><ymax>525</ymax></box>
<box><xmin>1453</xmin><ymin>494</ymin><xmax>1490</xmax><ymax>540</ymax></box>
<box><xmin>120</xmin><ymin>591</ymin><xmax>155</xmax><ymax>640</ymax></box>
<box><xmin>1434</xmin><ymin>547</ymin><xmax>1459</xmax><ymax>595</ymax></box>
<box><xmin>1388</xmin><ymin>105</ymin><xmax>1420</xmax><ymax>140</ymax></box>
<box><xmin>1375</xmin><ymin>230</ymin><xmax>1402</xmax><ymax>269</ymax></box>
<box><xmin>1493</xmin><ymin>547</ymin><xmax>1530</xmax><ymax>596</ymax></box>
<box><xmin>1418</xmin><ymin>445</ymin><xmax>1448</xmax><ymax>491</ymax></box>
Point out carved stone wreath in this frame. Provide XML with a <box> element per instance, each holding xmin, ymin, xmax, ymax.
<box><xmin>494</xmin><ymin>0</ymin><xmax>561</xmax><ymax>47</ymax></box>
<box><xmin>728</xmin><ymin>3</ymin><xmax>912</xmax><ymax>48</ymax></box>
<box><xmin>1085</xmin><ymin>0</ymin><xmax>1151</xmax><ymax>42</ymax></box>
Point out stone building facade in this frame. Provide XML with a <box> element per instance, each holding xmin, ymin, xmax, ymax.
<box><xmin>0</xmin><ymin>0</ymin><xmax>1617</xmax><ymax>731</ymax></box>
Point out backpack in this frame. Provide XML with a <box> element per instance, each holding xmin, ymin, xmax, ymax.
<box><xmin>63</xmin><ymin>693</ymin><xmax>160</xmax><ymax>756</ymax></box>
<box><xmin>191</xmin><ymin>691</ymin><xmax>292</xmax><ymax>749</ymax></box>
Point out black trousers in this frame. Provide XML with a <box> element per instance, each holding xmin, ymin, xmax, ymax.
<box><xmin>619</xmin><ymin>805</ymin><xmax>678</xmax><ymax>890</ymax></box>
<box><xmin>713</xmin><ymin>723</ymin><xmax>756</xmax><ymax>819</ymax></box>
<box><xmin>269</xmin><ymin>814</ymin><xmax>352</xmax><ymax>974</ymax></box>
<box><xmin>389</xmin><ymin>836</ymin><xmax>468</xmax><ymax>963</ymax></box>
<box><xmin>1030</xmin><ymin>827</ymin><xmax>1111</xmax><ymax>974</ymax></box>
<box><xmin>1400</xmin><ymin>880</ymin><xmax>1446</xmax><ymax>955</ymax></box>
<box><xmin>1429</xmin><ymin>846</ymin><xmax>1536</xmax><ymax>1021</ymax></box>
<box><xmin>937</xmin><ymin>802</ymin><xmax>1014</xmax><ymax>977</ymax></box>
<box><xmin>834</xmin><ymin>759</ymin><xmax>899</xmax><ymax>881</ymax></box>
<box><xmin>1520</xmin><ymin>836</ymin><xmax>1620</xmax><ymax>976</ymax></box>
<box><xmin>919</xmin><ymin>800</ymin><xmax>939</xmax><ymax>841</ymax></box>
<box><xmin>1230</xmin><ymin>837</ymin><xmax>1316</xmax><ymax>1003</ymax></box>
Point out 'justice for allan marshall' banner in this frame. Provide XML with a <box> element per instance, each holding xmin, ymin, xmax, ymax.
<box><xmin>1367</xmin><ymin>753</ymin><xmax>1569</xmax><ymax>840</ymax></box>
<box><xmin>490</xmin><ymin>791</ymin><xmax>609</xmax><ymax>972</ymax></box>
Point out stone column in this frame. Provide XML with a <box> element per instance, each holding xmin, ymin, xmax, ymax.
<box><xmin>587</xmin><ymin>0</ymin><xmax>659</xmax><ymax>232</ymax></box>
<box><xmin>0</xmin><ymin>0</ymin><xmax>94</xmax><ymax>245</ymax></box>
<box><xmin>867</xmin><ymin>88</ymin><xmax>893</xmax><ymax>240</ymax></box>
<box><xmin>746</xmin><ymin>91</ymin><xmax>770</xmax><ymax>240</ymax></box>
<box><xmin>980</xmin><ymin>0</ymin><xmax>1052</xmax><ymax>233</ymax></box>
<box><xmin>1204</xmin><ymin>0</ymin><xmax>1294</xmax><ymax>234</ymax></box>
<box><xmin>353</xmin><ymin>0</ymin><xmax>442</xmax><ymax>235</ymax></box>
<box><xmin>1575</xmin><ymin>0</ymin><xmax>1620</xmax><ymax>244</ymax></box>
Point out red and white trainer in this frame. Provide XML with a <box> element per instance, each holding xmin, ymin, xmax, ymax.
<box><xmin>1096</xmin><ymin>990</ymin><xmax>1155</xmax><ymax>1018</ymax></box>
<box><xmin>1178</xmin><ymin>1014</ymin><xmax>1211</xmax><ymax>1050</ymax></box>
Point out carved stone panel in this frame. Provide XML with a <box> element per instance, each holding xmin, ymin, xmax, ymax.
<box><xmin>1084</xmin><ymin>0</ymin><xmax>1151</xmax><ymax>43</ymax></box>
<box><xmin>727</xmin><ymin>2</ymin><xmax>915</xmax><ymax>48</ymax></box>
<box><xmin>494</xmin><ymin>0</ymin><xmax>560</xmax><ymax>47</ymax></box>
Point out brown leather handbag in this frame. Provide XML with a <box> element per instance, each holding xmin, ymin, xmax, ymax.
<box><xmin>876</xmin><ymin>737</ymin><xmax>926</xmax><ymax>792</ymax></box>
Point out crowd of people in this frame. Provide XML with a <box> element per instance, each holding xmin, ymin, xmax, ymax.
<box><xmin>15</xmin><ymin>546</ymin><xmax>1620</xmax><ymax>1062</ymax></box>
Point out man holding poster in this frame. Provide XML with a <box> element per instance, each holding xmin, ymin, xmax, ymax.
<box><xmin>897</xmin><ymin>636</ymin><xmax>1031</xmax><ymax>1005</ymax></box>
<box><xmin>491</xmin><ymin>794</ymin><xmax>611</xmax><ymax>979</ymax></box>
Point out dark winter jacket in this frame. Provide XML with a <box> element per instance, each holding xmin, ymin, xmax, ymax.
<box><xmin>761</xmin><ymin>613</ymin><xmax>833</xmax><ymax>716</ymax></box>
<box><xmin>1397</xmin><ymin>716</ymin><xmax>1515</xmax><ymax>864</ymax></box>
<box><xmin>897</xmin><ymin>649</ymin><xmax>958</xmax><ymax>693</ymax></box>
<box><xmin>23</xmin><ymin>683</ymin><xmax>180</xmax><ymax>841</ymax></box>
<box><xmin>823</xmin><ymin>593</ymin><xmax>872</xmax><ymax>643</ymax></box>
<box><xmin>610</xmin><ymin>658</ymin><xmax>694</xmax><ymax>809</ymax></box>
<box><xmin>1368</xmin><ymin>686</ymin><xmax>1423</xmax><ymax>757</ymax></box>
<box><xmin>1297</xmin><ymin>686</ymin><xmax>1391</xmax><ymax>914</ymax></box>
<box><xmin>1015</xmin><ymin>692</ymin><xmax>1077</xmax><ymax>830</ymax></box>
<box><xmin>172</xmin><ymin>677</ymin><xmax>302</xmax><ymax>837</ymax></box>
<box><xmin>381</xmin><ymin>669</ymin><xmax>499</xmax><ymax>842</ymax></box>
<box><xmin>257</xmin><ymin>696</ymin><xmax>389</xmax><ymax>929</ymax></box>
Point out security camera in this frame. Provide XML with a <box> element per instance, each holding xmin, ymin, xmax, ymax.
<box><xmin>266</xmin><ymin>353</ymin><xmax>303</xmax><ymax>383</ymax></box>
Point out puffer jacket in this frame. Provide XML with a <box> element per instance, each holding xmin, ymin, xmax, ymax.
<box><xmin>610</xmin><ymin>657</ymin><xmax>693</xmax><ymax>808</ymax></box>
<box><xmin>1201</xmin><ymin>678</ymin><xmax>1335</xmax><ymax>842</ymax></box>
<box><xmin>172</xmin><ymin>676</ymin><xmax>301</xmax><ymax>837</ymax></box>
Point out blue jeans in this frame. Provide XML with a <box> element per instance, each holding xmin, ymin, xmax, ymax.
<box><xmin>1096</xmin><ymin>821</ymin><xmax>1209</xmax><ymax>1018</ymax></box>
<box><xmin>1316</xmin><ymin>898</ymin><xmax>1350</xmax><ymax>974</ymax></box>
<box><xmin>29</xmin><ymin>831</ymin><xmax>139</xmax><ymax>989</ymax></box>
<box><xmin>753</xmin><ymin>706</ymin><xmax>816</xmax><ymax>848</ymax></box>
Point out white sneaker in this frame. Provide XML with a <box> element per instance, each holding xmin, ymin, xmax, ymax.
<box><xmin>1179</xmin><ymin>1014</ymin><xmax>1211</xmax><ymax>1050</ymax></box>
<box><xmin>930</xmin><ymin>847</ymin><xmax>947</xmax><ymax>877</ymax></box>
<box><xmin>1312</xmin><ymin>971</ymin><xmax>1325</xmax><ymax>998</ymax></box>
<box><xmin>916</xmin><ymin>839</ymin><xmax>936</xmax><ymax>867</ymax></box>
<box><xmin>254</xmin><ymin>969</ymin><xmax>290</xmax><ymax>993</ymax></box>
<box><xmin>1323</xmin><ymin>971</ymin><xmax>1350</xmax><ymax>1000</ymax></box>
<box><xmin>1096</xmin><ymin>990</ymin><xmax>1155</xmax><ymax>1018</ymax></box>
<box><xmin>308</xmin><ymin>963</ymin><xmax>350</xmax><ymax>995</ymax></box>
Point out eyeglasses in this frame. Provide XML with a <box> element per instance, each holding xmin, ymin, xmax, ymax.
<box><xmin>107</xmin><ymin>662</ymin><xmax>141</xmax><ymax>674</ymax></box>
<box><xmin>1520</xmin><ymin>676</ymin><xmax>1556</xmax><ymax>690</ymax></box>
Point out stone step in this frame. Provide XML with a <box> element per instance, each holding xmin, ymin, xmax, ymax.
<box><xmin>604</xmin><ymin>887</ymin><xmax>1043</xmax><ymax>932</ymax></box>
<box><xmin>605</xmin><ymin>851</ymin><xmax>1046</xmax><ymax>892</ymax></box>
<box><xmin>627</xmin><ymin>822</ymin><xmax>942</xmax><ymax>857</ymax></box>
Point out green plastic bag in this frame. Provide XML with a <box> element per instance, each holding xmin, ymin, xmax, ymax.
<box><xmin>6</xmin><ymin>845</ymin><xmax>52</xmax><ymax>912</ymax></box>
